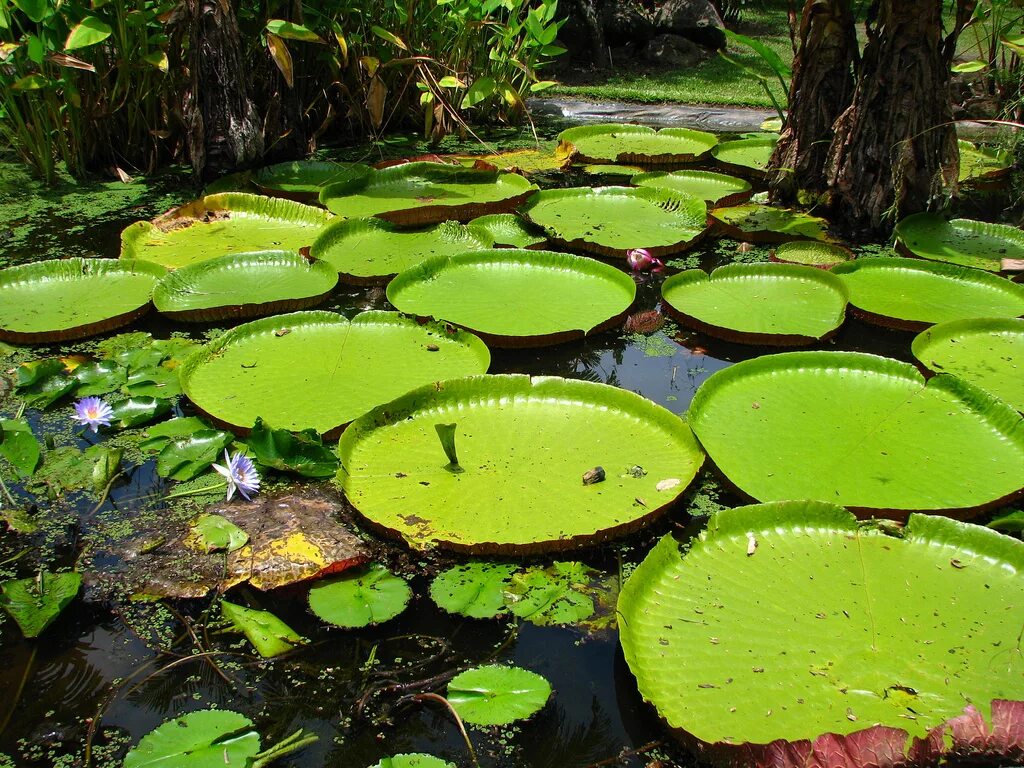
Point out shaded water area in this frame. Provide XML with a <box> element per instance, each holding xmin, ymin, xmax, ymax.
<box><xmin>0</xmin><ymin>119</ymin><xmax>1018</xmax><ymax>768</ymax></box>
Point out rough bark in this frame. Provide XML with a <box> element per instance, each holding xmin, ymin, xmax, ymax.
<box><xmin>767</xmin><ymin>0</ymin><xmax>857</xmax><ymax>202</ymax></box>
<box><xmin>183</xmin><ymin>0</ymin><xmax>264</xmax><ymax>180</ymax></box>
<box><xmin>576</xmin><ymin>0</ymin><xmax>607</xmax><ymax>65</ymax></box>
<box><xmin>824</xmin><ymin>0</ymin><xmax>962</xmax><ymax>237</ymax></box>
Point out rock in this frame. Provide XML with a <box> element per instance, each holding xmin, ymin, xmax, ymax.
<box><xmin>644</xmin><ymin>33</ymin><xmax>709</xmax><ymax>68</ymax></box>
<box><xmin>602</xmin><ymin>2</ymin><xmax>655</xmax><ymax>46</ymax></box>
<box><xmin>653</xmin><ymin>0</ymin><xmax>725</xmax><ymax>48</ymax></box>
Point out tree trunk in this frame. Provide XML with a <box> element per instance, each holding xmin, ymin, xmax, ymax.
<box><xmin>183</xmin><ymin>0</ymin><xmax>264</xmax><ymax>180</ymax></box>
<box><xmin>767</xmin><ymin>0</ymin><xmax>857</xmax><ymax>202</ymax></box>
<box><xmin>576</xmin><ymin>0</ymin><xmax>607</xmax><ymax>66</ymax></box>
<box><xmin>824</xmin><ymin>0</ymin><xmax>961</xmax><ymax>237</ymax></box>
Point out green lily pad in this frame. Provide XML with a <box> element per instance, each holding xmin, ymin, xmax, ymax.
<box><xmin>446</xmin><ymin>665</ymin><xmax>552</xmax><ymax>726</ymax></box>
<box><xmin>319</xmin><ymin>162</ymin><xmax>538</xmax><ymax>226</ymax></box>
<box><xmin>0</xmin><ymin>418</ymin><xmax>40</xmax><ymax>478</ymax></box>
<box><xmin>307</xmin><ymin>563</ymin><xmax>411</xmax><ymax>628</ymax></box>
<box><xmin>253</xmin><ymin>160</ymin><xmax>371</xmax><ymax>201</ymax></box>
<box><xmin>338</xmin><ymin>374</ymin><xmax>705</xmax><ymax>554</ymax></box>
<box><xmin>179</xmin><ymin>311</ymin><xmax>490</xmax><ymax>436</ymax></box>
<box><xmin>123</xmin><ymin>710</ymin><xmax>261</xmax><ymax>768</ymax></box>
<box><xmin>557</xmin><ymin>123</ymin><xmax>718</xmax><ymax>166</ymax></box>
<box><xmin>468</xmin><ymin>213</ymin><xmax>546</xmax><ymax>249</ymax></box>
<box><xmin>710</xmin><ymin>135</ymin><xmax>779</xmax><ymax>177</ymax></box>
<box><xmin>688</xmin><ymin>351</ymin><xmax>1024</xmax><ymax>515</ymax></box>
<box><xmin>155</xmin><ymin>430</ymin><xmax>234</xmax><ymax>481</ymax></box>
<box><xmin>958</xmin><ymin>139</ymin><xmax>1011</xmax><ymax>183</ymax></box>
<box><xmin>710</xmin><ymin>203</ymin><xmax>829</xmax><ymax>243</ymax></box>
<box><xmin>771</xmin><ymin>240</ymin><xmax>854</xmax><ymax>268</ymax></box>
<box><xmin>15</xmin><ymin>359</ymin><xmax>76</xmax><ymax>408</ymax></box>
<box><xmin>190</xmin><ymin>514</ymin><xmax>249</xmax><ymax>553</ymax></box>
<box><xmin>505</xmin><ymin>561</ymin><xmax>597</xmax><ymax>626</ymax></box>
<box><xmin>582</xmin><ymin>163</ymin><xmax>645</xmax><ymax>179</ymax></box>
<box><xmin>121</xmin><ymin>193</ymin><xmax>334</xmax><ymax>269</ymax></box>
<box><xmin>430</xmin><ymin>562</ymin><xmax>518</xmax><ymax>619</ymax></box>
<box><xmin>618</xmin><ymin>502</ymin><xmax>1024</xmax><ymax>760</ymax></box>
<box><xmin>631</xmin><ymin>169</ymin><xmax>753</xmax><ymax>207</ymax></box>
<box><xmin>152</xmin><ymin>251</ymin><xmax>338</xmax><ymax>322</ymax></box>
<box><xmin>220</xmin><ymin>599</ymin><xmax>306</xmax><ymax>658</ymax></box>
<box><xmin>310</xmin><ymin>218</ymin><xmax>492</xmax><ymax>284</ymax></box>
<box><xmin>73</xmin><ymin>360</ymin><xmax>127</xmax><ymax>397</ymax></box>
<box><xmin>912</xmin><ymin>318</ymin><xmax>1024</xmax><ymax>411</ymax></box>
<box><xmin>0</xmin><ymin>571</ymin><xmax>81</xmax><ymax>638</ymax></box>
<box><xmin>139</xmin><ymin>416</ymin><xmax>212</xmax><ymax>452</ymax></box>
<box><xmin>832</xmin><ymin>256</ymin><xmax>1024</xmax><ymax>330</ymax></box>
<box><xmin>369</xmin><ymin>755</ymin><xmax>455</xmax><ymax>768</ymax></box>
<box><xmin>521</xmin><ymin>186</ymin><xmax>708</xmax><ymax>258</ymax></box>
<box><xmin>661</xmin><ymin>263</ymin><xmax>848</xmax><ymax>345</ymax></box>
<box><xmin>109</xmin><ymin>396</ymin><xmax>172</xmax><ymax>429</ymax></box>
<box><xmin>385</xmin><ymin>249</ymin><xmax>636</xmax><ymax>348</ymax></box>
<box><xmin>894</xmin><ymin>213</ymin><xmax>1024</xmax><ymax>272</ymax></box>
<box><xmin>247</xmin><ymin>417</ymin><xmax>340</xmax><ymax>478</ymax></box>
<box><xmin>0</xmin><ymin>258</ymin><xmax>165</xmax><ymax>343</ymax></box>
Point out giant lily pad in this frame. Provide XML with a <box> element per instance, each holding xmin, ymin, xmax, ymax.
<box><xmin>468</xmin><ymin>213</ymin><xmax>547</xmax><ymax>249</ymax></box>
<box><xmin>557</xmin><ymin>123</ymin><xmax>718</xmax><ymax>166</ymax></box>
<box><xmin>894</xmin><ymin>213</ymin><xmax>1024</xmax><ymax>272</ymax></box>
<box><xmin>521</xmin><ymin>186</ymin><xmax>708</xmax><ymax>258</ymax></box>
<box><xmin>121</xmin><ymin>193</ymin><xmax>334</xmax><ymax>269</ymax></box>
<box><xmin>771</xmin><ymin>240</ymin><xmax>854</xmax><ymax>269</ymax></box>
<box><xmin>710</xmin><ymin>203</ymin><xmax>829</xmax><ymax>243</ymax></box>
<box><xmin>319</xmin><ymin>162</ymin><xmax>538</xmax><ymax>226</ymax></box>
<box><xmin>832</xmin><ymin>256</ymin><xmax>1024</xmax><ymax>330</ymax></box>
<box><xmin>619</xmin><ymin>502</ymin><xmax>1024</xmax><ymax>764</ymax></box>
<box><xmin>152</xmin><ymin>251</ymin><xmax>337</xmax><ymax>322</ymax></box>
<box><xmin>661</xmin><ymin>264</ymin><xmax>848</xmax><ymax>345</ymax></box>
<box><xmin>958</xmin><ymin>139</ymin><xmax>1011</xmax><ymax>184</ymax></box>
<box><xmin>123</xmin><ymin>710</ymin><xmax>261</xmax><ymax>768</ymax></box>
<box><xmin>446</xmin><ymin>665</ymin><xmax>552</xmax><ymax>726</ymax></box>
<box><xmin>631</xmin><ymin>169</ymin><xmax>753</xmax><ymax>207</ymax></box>
<box><xmin>385</xmin><ymin>249</ymin><xmax>636</xmax><ymax>347</ymax></box>
<box><xmin>253</xmin><ymin>160</ymin><xmax>371</xmax><ymax>201</ymax></box>
<box><xmin>688</xmin><ymin>351</ymin><xmax>1024</xmax><ymax>515</ymax></box>
<box><xmin>338</xmin><ymin>374</ymin><xmax>705</xmax><ymax>554</ymax></box>
<box><xmin>179</xmin><ymin>311</ymin><xmax>490</xmax><ymax>435</ymax></box>
<box><xmin>0</xmin><ymin>258</ymin><xmax>165</xmax><ymax>343</ymax></box>
<box><xmin>309</xmin><ymin>218</ymin><xmax>492</xmax><ymax>284</ymax></box>
<box><xmin>912</xmin><ymin>317</ymin><xmax>1024</xmax><ymax>412</ymax></box>
<box><xmin>710</xmin><ymin>135</ymin><xmax>779</xmax><ymax>177</ymax></box>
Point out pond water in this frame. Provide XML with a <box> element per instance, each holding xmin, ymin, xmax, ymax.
<box><xmin>0</xmin><ymin>121</ymin><xmax>1017</xmax><ymax>768</ymax></box>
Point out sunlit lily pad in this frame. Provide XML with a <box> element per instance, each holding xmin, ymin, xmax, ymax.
<box><xmin>338</xmin><ymin>374</ymin><xmax>704</xmax><ymax>554</ymax></box>
<box><xmin>220</xmin><ymin>599</ymin><xmax>306</xmax><ymax>658</ymax></box>
<box><xmin>152</xmin><ymin>251</ymin><xmax>337</xmax><ymax>321</ymax></box>
<box><xmin>661</xmin><ymin>264</ymin><xmax>848</xmax><ymax>345</ymax></box>
<box><xmin>447</xmin><ymin>147</ymin><xmax>563</xmax><ymax>174</ymax></box>
<box><xmin>369</xmin><ymin>755</ymin><xmax>455</xmax><ymax>768</ymax></box>
<box><xmin>912</xmin><ymin>317</ymin><xmax>1024</xmax><ymax>411</ymax></box>
<box><xmin>688</xmin><ymin>351</ymin><xmax>1024</xmax><ymax>515</ymax></box>
<box><xmin>958</xmin><ymin>139</ymin><xmax>1011</xmax><ymax>184</ymax></box>
<box><xmin>619</xmin><ymin>502</ymin><xmax>1024</xmax><ymax>763</ymax></box>
<box><xmin>253</xmin><ymin>160</ymin><xmax>371</xmax><ymax>201</ymax></box>
<box><xmin>832</xmin><ymin>256</ymin><xmax>1024</xmax><ymax>330</ymax></box>
<box><xmin>310</xmin><ymin>218</ymin><xmax>492</xmax><ymax>284</ymax></box>
<box><xmin>447</xmin><ymin>665</ymin><xmax>552</xmax><ymax>726</ymax></box>
<box><xmin>710</xmin><ymin>135</ymin><xmax>779</xmax><ymax>177</ymax></box>
<box><xmin>557</xmin><ymin>123</ymin><xmax>718</xmax><ymax>166</ymax></box>
<box><xmin>521</xmin><ymin>186</ymin><xmax>708</xmax><ymax>258</ymax></box>
<box><xmin>0</xmin><ymin>258</ymin><xmax>165</xmax><ymax>343</ymax></box>
<box><xmin>430</xmin><ymin>562</ymin><xmax>518</xmax><ymax>619</ymax></box>
<box><xmin>179</xmin><ymin>311</ymin><xmax>490</xmax><ymax>435</ymax></box>
<box><xmin>386</xmin><ymin>249</ymin><xmax>636</xmax><ymax>347</ymax></box>
<box><xmin>308</xmin><ymin>564</ymin><xmax>411</xmax><ymax>628</ymax></box>
<box><xmin>319</xmin><ymin>162</ymin><xmax>538</xmax><ymax>226</ymax></box>
<box><xmin>631</xmin><ymin>169</ymin><xmax>753</xmax><ymax>207</ymax></box>
<box><xmin>771</xmin><ymin>240</ymin><xmax>854</xmax><ymax>268</ymax></box>
<box><xmin>123</xmin><ymin>710</ymin><xmax>261</xmax><ymax>768</ymax></box>
<box><xmin>0</xmin><ymin>571</ymin><xmax>81</xmax><ymax>638</ymax></box>
<box><xmin>121</xmin><ymin>193</ymin><xmax>334</xmax><ymax>269</ymax></box>
<box><xmin>468</xmin><ymin>213</ymin><xmax>547</xmax><ymax>249</ymax></box>
<box><xmin>710</xmin><ymin>203</ymin><xmax>829</xmax><ymax>243</ymax></box>
<box><xmin>894</xmin><ymin>213</ymin><xmax>1024</xmax><ymax>272</ymax></box>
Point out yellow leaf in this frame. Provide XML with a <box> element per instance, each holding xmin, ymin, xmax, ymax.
<box><xmin>266</xmin><ymin>32</ymin><xmax>294</xmax><ymax>88</ymax></box>
<box><xmin>366</xmin><ymin>76</ymin><xmax>387</xmax><ymax>130</ymax></box>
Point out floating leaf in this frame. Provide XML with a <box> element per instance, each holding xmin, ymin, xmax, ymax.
<box><xmin>109</xmin><ymin>396</ymin><xmax>171</xmax><ymax>429</ymax></box>
<box><xmin>557</xmin><ymin>123</ymin><xmax>717</xmax><ymax>166</ymax></box>
<box><xmin>156</xmin><ymin>430</ymin><xmax>234</xmax><ymax>481</ymax></box>
<box><xmin>711</xmin><ymin>203</ymin><xmax>828</xmax><ymax>243</ymax></box>
<box><xmin>505</xmin><ymin>561</ymin><xmax>596</xmax><ymax>626</ymax></box>
<box><xmin>220</xmin><ymin>599</ymin><xmax>305</xmax><ymax>658</ymax></box>
<box><xmin>73</xmin><ymin>360</ymin><xmax>127</xmax><ymax>396</ymax></box>
<box><xmin>15</xmin><ymin>359</ymin><xmax>76</xmax><ymax>408</ymax></box>
<box><xmin>894</xmin><ymin>213</ymin><xmax>1024</xmax><ymax>272</ymax></box>
<box><xmin>430</xmin><ymin>562</ymin><xmax>517</xmax><ymax>619</ymax></box>
<box><xmin>123</xmin><ymin>710</ymin><xmax>261</xmax><ymax>768</ymax></box>
<box><xmin>0</xmin><ymin>418</ymin><xmax>40</xmax><ymax>477</ymax></box>
<box><xmin>369</xmin><ymin>756</ymin><xmax>455</xmax><ymax>768</ymax></box>
<box><xmin>247</xmin><ymin>417</ymin><xmax>339</xmax><ymax>478</ymax></box>
<box><xmin>0</xmin><ymin>571</ymin><xmax>81</xmax><ymax>637</ymax></box>
<box><xmin>446</xmin><ymin>665</ymin><xmax>552</xmax><ymax>725</ymax></box>
<box><xmin>308</xmin><ymin>564</ymin><xmax>411</xmax><ymax>628</ymax></box>
<box><xmin>139</xmin><ymin>416</ymin><xmax>211</xmax><ymax>452</ymax></box>
<box><xmin>189</xmin><ymin>514</ymin><xmax>249</xmax><ymax>553</ymax></box>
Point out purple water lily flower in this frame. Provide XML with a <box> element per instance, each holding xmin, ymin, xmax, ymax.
<box><xmin>626</xmin><ymin>248</ymin><xmax>664</xmax><ymax>273</ymax></box>
<box><xmin>73</xmin><ymin>397</ymin><xmax>114</xmax><ymax>432</ymax></box>
<box><xmin>212</xmin><ymin>450</ymin><xmax>260</xmax><ymax>501</ymax></box>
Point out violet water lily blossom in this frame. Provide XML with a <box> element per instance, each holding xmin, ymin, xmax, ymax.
<box><xmin>212</xmin><ymin>450</ymin><xmax>260</xmax><ymax>501</ymax></box>
<box><xmin>73</xmin><ymin>397</ymin><xmax>114</xmax><ymax>432</ymax></box>
<box><xmin>626</xmin><ymin>248</ymin><xmax>663</xmax><ymax>272</ymax></box>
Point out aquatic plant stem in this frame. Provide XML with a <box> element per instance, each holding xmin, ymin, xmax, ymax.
<box><xmin>0</xmin><ymin>643</ymin><xmax>38</xmax><ymax>738</ymax></box>
<box><xmin>408</xmin><ymin>692</ymin><xmax>480</xmax><ymax>767</ymax></box>
<box><xmin>0</xmin><ymin>470</ymin><xmax>16</xmax><ymax>507</ymax></box>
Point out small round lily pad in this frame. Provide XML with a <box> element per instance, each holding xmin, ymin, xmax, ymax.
<box><xmin>447</xmin><ymin>665</ymin><xmax>552</xmax><ymax>725</ymax></box>
<box><xmin>308</xmin><ymin>564</ymin><xmax>411</xmax><ymax>628</ymax></box>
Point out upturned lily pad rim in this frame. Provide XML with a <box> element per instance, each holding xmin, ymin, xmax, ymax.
<box><xmin>178</xmin><ymin>310</ymin><xmax>491</xmax><ymax>439</ymax></box>
<box><xmin>521</xmin><ymin>185</ymin><xmax>710</xmax><ymax>259</ymax></box>
<box><xmin>318</xmin><ymin>162</ymin><xmax>539</xmax><ymax>227</ymax></box>
<box><xmin>660</xmin><ymin>263</ymin><xmax>849</xmax><ymax>346</ymax></box>
<box><xmin>710</xmin><ymin>203</ymin><xmax>830</xmax><ymax>244</ymax></box>
<box><xmin>253</xmin><ymin>160</ymin><xmax>371</xmax><ymax>201</ymax></box>
<box><xmin>893</xmin><ymin>213</ymin><xmax>1024</xmax><ymax>273</ymax></box>
<box><xmin>688</xmin><ymin>350</ymin><xmax>1024</xmax><ymax>517</ymax></box>
<box><xmin>631</xmin><ymin>169</ymin><xmax>754</xmax><ymax>207</ymax></box>
<box><xmin>338</xmin><ymin>373</ymin><xmax>705</xmax><ymax>555</ymax></box>
<box><xmin>557</xmin><ymin>122</ymin><xmax>719</xmax><ymax>166</ymax></box>
<box><xmin>709</xmin><ymin>135</ymin><xmax>779</xmax><ymax>178</ymax></box>
<box><xmin>832</xmin><ymin>255</ymin><xmax>1024</xmax><ymax>331</ymax></box>
<box><xmin>152</xmin><ymin>251</ymin><xmax>338</xmax><ymax>322</ymax></box>
<box><xmin>385</xmin><ymin>249</ymin><xmax>637</xmax><ymax>348</ymax></box>
<box><xmin>0</xmin><ymin>257</ymin><xmax>167</xmax><ymax>343</ymax></box>
<box><xmin>618</xmin><ymin>501</ymin><xmax>1024</xmax><ymax>764</ymax></box>
<box><xmin>770</xmin><ymin>240</ymin><xmax>854</xmax><ymax>269</ymax></box>
<box><xmin>467</xmin><ymin>213</ymin><xmax>547</xmax><ymax>249</ymax></box>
